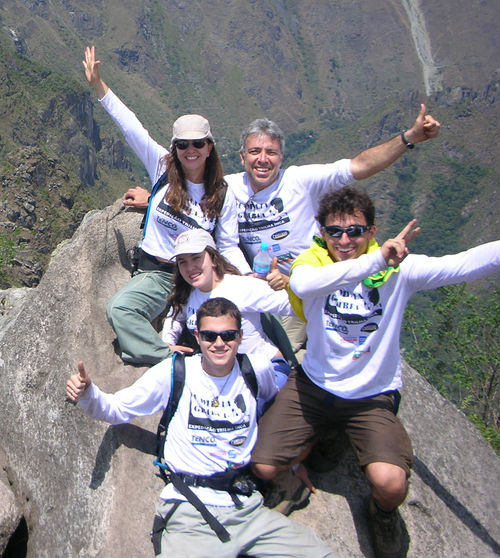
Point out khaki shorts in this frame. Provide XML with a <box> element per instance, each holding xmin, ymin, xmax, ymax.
<box><xmin>252</xmin><ymin>367</ymin><xmax>413</xmax><ymax>476</ymax></box>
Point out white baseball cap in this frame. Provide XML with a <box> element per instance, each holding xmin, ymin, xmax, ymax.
<box><xmin>171</xmin><ymin>114</ymin><xmax>214</xmax><ymax>142</ymax></box>
<box><xmin>173</xmin><ymin>229</ymin><xmax>216</xmax><ymax>259</ymax></box>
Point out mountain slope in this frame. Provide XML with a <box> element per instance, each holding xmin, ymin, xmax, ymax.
<box><xmin>0</xmin><ymin>0</ymin><xmax>498</xmax><ymax>286</ymax></box>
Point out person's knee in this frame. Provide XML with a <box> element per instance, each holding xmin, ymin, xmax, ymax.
<box><xmin>365</xmin><ymin>462</ymin><xmax>408</xmax><ymax>508</ymax></box>
<box><xmin>106</xmin><ymin>299</ymin><xmax>131</xmax><ymax>327</ymax></box>
<box><xmin>251</xmin><ymin>462</ymin><xmax>281</xmax><ymax>481</ymax></box>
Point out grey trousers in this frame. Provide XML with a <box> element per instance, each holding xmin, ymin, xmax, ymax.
<box><xmin>152</xmin><ymin>492</ymin><xmax>335</xmax><ymax>558</ymax></box>
<box><xmin>106</xmin><ymin>269</ymin><xmax>174</xmax><ymax>365</ymax></box>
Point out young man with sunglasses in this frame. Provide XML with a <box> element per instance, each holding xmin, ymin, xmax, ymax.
<box><xmin>66</xmin><ymin>297</ymin><xmax>335</xmax><ymax>558</ymax></box>
<box><xmin>251</xmin><ymin>187</ymin><xmax>500</xmax><ymax>558</ymax></box>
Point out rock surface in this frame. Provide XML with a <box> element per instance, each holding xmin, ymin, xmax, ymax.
<box><xmin>0</xmin><ymin>200</ymin><xmax>499</xmax><ymax>557</ymax></box>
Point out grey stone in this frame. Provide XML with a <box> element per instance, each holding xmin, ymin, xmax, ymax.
<box><xmin>0</xmin><ymin>199</ymin><xmax>498</xmax><ymax>557</ymax></box>
<box><xmin>0</xmin><ymin>446</ymin><xmax>23</xmax><ymax>555</ymax></box>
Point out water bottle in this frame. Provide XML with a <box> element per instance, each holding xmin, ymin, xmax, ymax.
<box><xmin>253</xmin><ymin>242</ymin><xmax>273</xmax><ymax>278</ymax></box>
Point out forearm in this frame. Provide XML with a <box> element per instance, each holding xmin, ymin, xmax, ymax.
<box><xmin>91</xmin><ymin>79</ymin><xmax>109</xmax><ymax>100</ymax></box>
<box><xmin>238</xmin><ymin>276</ymin><xmax>294</xmax><ymax>315</ymax></box>
<box><xmin>406</xmin><ymin>241</ymin><xmax>500</xmax><ymax>290</ymax></box>
<box><xmin>78</xmin><ymin>364</ymin><xmax>169</xmax><ymax>424</ymax></box>
<box><xmin>219</xmin><ymin>245</ymin><xmax>252</xmax><ymax>274</ymax></box>
<box><xmin>350</xmin><ymin>104</ymin><xmax>440</xmax><ymax>179</ymax></box>
<box><xmin>216</xmin><ymin>190</ymin><xmax>253</xmax><ymax>274</ymax></box>
<box><xmin>290</xmin><ymin>250</ymin><xmax>386</xmax><ymax>298</ymax></box>
<box><xmin>99</xmin><ymin>89</ymin><xmax>167</xmax><ymax>182</ymax></box>
<box><xmin>161</xmin><ymin>313</ymin><xmax>184</xmax><ymax>345</ymax></box>
<box><xmin>350</xmin><ymin>134</ymin><xmax>410</xmax><ymax>180</ymax></box>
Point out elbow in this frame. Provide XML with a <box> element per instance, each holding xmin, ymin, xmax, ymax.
<box><xmin>350</xmin><ymin>162</ymin><xmax>372</xmax><ymax>181</ymax></box>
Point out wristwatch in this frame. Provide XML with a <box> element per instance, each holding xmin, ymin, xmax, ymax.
<box><xmin>401</xmin><ymin>131</ymin><xmax>414</xmax><ymax>149</ymax></box>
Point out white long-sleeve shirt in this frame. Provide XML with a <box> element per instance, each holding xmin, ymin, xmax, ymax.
<box><xmin>162</xmin><ymin>274</ymin><xmax>294</xmax><ymax>361</ymax></box>
<box><xmin>79</xmin><ymin>353</ymin><xmax>277</xmax><ymax>506</ymax></box>
<box><xmin>225</xmin><ymin>161</ymin><xmax>355</xmax><ymax>275</ymax></box>
<box><xmin>99</xmin><ymin>89</ymin><xmax>251</xmax><ymax>273</ymax></box>
<box><xmin>290</xmin><ymin>241</ymin><xmax>500</xmax><ymax>399</ymax></box>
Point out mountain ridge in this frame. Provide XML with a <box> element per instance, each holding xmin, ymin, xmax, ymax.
<box><xmin>0</xmin><ymin>1</ymin><xmax>499</xmax><ymax>286</ymax></box>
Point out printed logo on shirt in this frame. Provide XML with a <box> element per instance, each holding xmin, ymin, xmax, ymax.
<box><xmin>245</xmin><ymin>235</ymin><xmax>262</xmax><ymax>245</ymax></box>
<box><xmin>324</xmin><ymin>288</ymin><xmax>382</xmax><ymax>326</ymax></box>
<box><xmin>186</xmin><ymin>308</ymin><xmax>197</xmax><ymax>332</ymax></box>
<box><xmin>276</xmin><ymin>252</ymin><xmax>294</xmax><ymax>264</ymax></box>
<box><xmin>230</xmin><ymin>436</ymin><xmax>247</xmax><ymax>447</ymax></box>
<box><xmin>208</xmin><ymin>449</ymin><xmax>239</xmax><ymax>460</ymax></box>
<box><xmin>157</xmin><ymin>216</ymin><xmax>178</xmax><ymax>231</ymax></box>
<box><xmin>342</xmin><ymin>337</ymin><xmax>358</xmax><ymax>344</ymax></box>
<box><xmin>188</xmin><ymin>394</ymin><xmax>250</xmax><ymax>433</ymax></box>
<box><xmin>156</xmin><ymin>197</ymin><xmax>216</xmax><ymax>232</ymax></box>
<box><xmin>271</xmin><ymin>230</ymin><xmax>289</xmax><ymax>241</ymax></box>
<box><xmin>361</xmin><ymin>322</ymin><xmax>379</xmax><ymax>333</ymax></box>
<box><xmin>353</xmin><ymin>347</ymin><xmax>371</xmax><ymax>360</ymax></box>
<box><xmin>237</xmin><ymin>197</ymin><xmax>290</xmax><ymax>233</ymax></box>
<box><xmin>326</xmin><ymin>322</ymin><xmax>349</xmax><ymax>335</ymax></box>
<box><xmin>191</xmin><ymin>433</ymin><xmax>216</xmax><ymax>446</ymax></box>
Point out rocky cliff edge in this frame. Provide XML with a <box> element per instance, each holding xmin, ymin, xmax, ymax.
<box><xmin>0</xmin><ymin>200</ymin><xmax>499</xmax><ymax>557</ymax></box>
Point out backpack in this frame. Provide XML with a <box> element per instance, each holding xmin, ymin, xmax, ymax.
<box><xmin>152</xmin><ymin>352</ymin><xmax>259</xmax><ymax>544</ymax></box>
<box><xmin>155</xmin><ymin>352</ymin><xmax>258</xmax><ymax>465</ymax></box>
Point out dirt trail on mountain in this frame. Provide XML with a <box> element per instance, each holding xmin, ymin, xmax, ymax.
<box><xmin>400</xmin><ymin>0</ymin><xmax>443</xmax><ymax>95</ymax></box>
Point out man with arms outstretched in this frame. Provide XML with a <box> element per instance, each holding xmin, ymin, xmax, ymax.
<box><xmin>251</xmin><ymin>187</ymin><xmax>500</xmax><ymax>558</ymax></box>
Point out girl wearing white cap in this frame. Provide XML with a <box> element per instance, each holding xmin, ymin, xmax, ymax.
<box><xmin>162</xmin><ymin>228</ymin><xmax>294</xmax><ymax>411</ymax></box>
<box><xmin>83</xmin><ymin>46</ymin><xmax>250</xmax><ymax>365</ymax></box>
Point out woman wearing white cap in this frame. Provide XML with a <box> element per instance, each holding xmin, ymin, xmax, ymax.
<box><xmin>162</xmin><ymin>228</ymin><xmax>294</xmax><ymax>413</ymax></box>
<box><xmin>83</xmin><ymin>46</ymin><xmax>251</xmax><ymax>365</ymax></box>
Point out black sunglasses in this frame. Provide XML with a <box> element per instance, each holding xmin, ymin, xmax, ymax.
<box><xmin>175</xmin><ymin>139</ymin><xmax>208</xmax><ymax>150</ymax></box>
<box><xmin>198</xmin><ymin>329</ymin><xmax>240</xmax><ymax>343</ymax></box>
<box><xmin>323</xmin><ymin>225</ymin><xmax>372</xmax><ymax>238</ymax></box>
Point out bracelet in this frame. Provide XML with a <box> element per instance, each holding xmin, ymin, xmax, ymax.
<box><xmin>401</xmin><ymin>131</ymin><xmax>414</xmax><ymax>149</ymax></box>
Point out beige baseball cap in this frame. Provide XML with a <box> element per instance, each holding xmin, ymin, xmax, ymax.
<box><xmin>173</xmin><ymin>228</ymin><xmax>216</xmax><ymax>259</ymax></box>
<box><xmin>171</xmin><ymin>114</ymin><xmax>214</xmax><ymax>142</ymax></box>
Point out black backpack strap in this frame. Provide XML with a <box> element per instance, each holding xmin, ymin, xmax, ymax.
<box><xmin>153</xmin><ymin>352</ymin><xmax>257</xmax><ymax>544</ymax></box>
<box><xmin>156</xmin><ymin>352</ymin><xmax>186</xmax><ymax>461</ymax></box>
<box><xmin>141</xmin><ymin>170</ymin><xmax>168</xmax><ymax>234</ymax></box>
<box><xmin>237</xmin><ymin>353</ymin><xmax>258</xmax><ymax>400</ymax></box>
<box><xmin>168</xmin><ymin>473</ymin><xmax>231</xmax><ymax>542</ymax></box>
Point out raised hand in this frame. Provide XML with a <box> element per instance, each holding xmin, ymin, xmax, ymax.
<box><xmin>407</xmin><ymin>103</ymin><xmax>441</xmax><ymax>144</ymax></box>
<box><xmin>82</xmin><ymin>46</ymin><xmax>109</xmax><ymax>99</ymax></box>
<box><xmin>266</xmin><ymin>257</ymin><xmax>289</xmax><ymax>291</ymax></box>
<box><xmin>380</xmin><ymin>219</ymin><xmax>421</xmax><ymax>267</ymax></box>
<box><xmin>66</xmin><ymin>361</ymin><xmax>91</xmax><ymax>402</ymax></box>
<box><xmin>123</xmin><ymin>186</ymin><xmax>151</xmax><ymax>209</ymax></box>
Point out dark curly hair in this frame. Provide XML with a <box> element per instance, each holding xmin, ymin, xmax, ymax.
<box><xmin>316</xmin><ymin>187</ymin><xmax>375</xmax><ymax>226</ymax></box>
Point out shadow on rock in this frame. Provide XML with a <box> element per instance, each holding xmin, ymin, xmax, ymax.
<box><xmin>90</xmin><ymin>423</ymin><xmax>157</xmax><ymax>489</ymax></box>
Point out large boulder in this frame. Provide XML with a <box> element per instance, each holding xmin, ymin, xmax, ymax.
<box><xmin>0</xmin><ymin>200</ymin><xmax>498</xmax><ymax>557</ymax></box>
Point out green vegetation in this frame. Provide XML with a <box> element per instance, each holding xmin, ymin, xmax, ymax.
<box><xmin>390</xmin><ymin>154</ymin><xmax>498</xmax><ymax>453</ymax></box>
<box><xmin>0</xmin><ymin>229</ymin><xmax>18</xmax><ymax>286</ymax></box>
<box><xmin>404</xmin><ymin>285</ymin><xmax>500</xmax><ymax>455</ymax></box>
<box><xmin>387</xmin><ymin>156</ymin><xmax>487</xmax><ymax>255</ymax></box>
<box><xmin>416</xmin><ymin>160</ymin><xmax>487</xmax><ymax>255</ymax></box>
<box><xmin>284</xmin><ymin>130</ymin><xmax>318</xmax><ymax>164</ymax></box>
